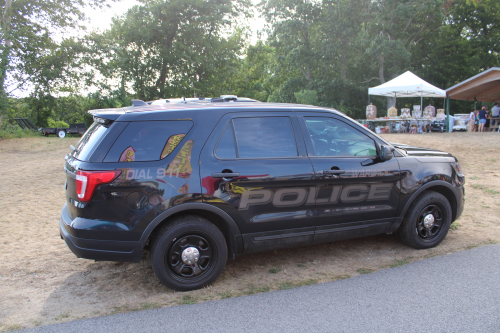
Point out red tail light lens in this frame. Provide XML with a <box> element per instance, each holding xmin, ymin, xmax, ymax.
<box><xmin>75</xmin><ymin>170</ymin><xmax>122</xmax><ymax>202</ymax></box>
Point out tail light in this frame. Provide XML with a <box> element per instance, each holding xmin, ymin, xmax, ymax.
<box><xmin>75</xmin><ymin>170</ymin><xmax>122</xmax><ymax>202</ymax></box>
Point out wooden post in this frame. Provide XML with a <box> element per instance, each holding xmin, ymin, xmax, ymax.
<box><xmin>446</xmin><ymin>95</ymin><xmax>450</xmax><ymax>132</ymax></box>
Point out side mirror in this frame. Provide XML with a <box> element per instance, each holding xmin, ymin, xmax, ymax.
<box><xmin>378</xmin><ymin>143</ymin><xmax>395</xmax><ymax>161</ymax></box>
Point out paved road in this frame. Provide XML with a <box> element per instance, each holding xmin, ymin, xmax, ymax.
<box><xmin>20</xmin><ymin>244</ymin><xmax>500</xmax><ymax>333</ymax></box>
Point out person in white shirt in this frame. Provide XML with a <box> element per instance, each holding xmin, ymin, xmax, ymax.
<box><xmin>492</xmin><ymin>103</ymin><xmax>500</xmax><ymax>117</ymax></box>
<box><xmin>468</xmin><ymin>110</ymin><xmax>476</xmax><ymax>132</ymax></box>
<box><xmin>491</xmin><ymin>103</ymin><xmax>500</xmax><ymax>131</ymax></box>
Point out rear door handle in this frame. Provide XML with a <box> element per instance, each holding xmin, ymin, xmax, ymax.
<box><xmin>323</xmin><ymin>169</ymin><xmax>345</xmax><ymax>175</ymax></box>
<box><xmin>212</xmin><ymin>172</ymin><xmax>240</xmax><ymax>178</ymax></box>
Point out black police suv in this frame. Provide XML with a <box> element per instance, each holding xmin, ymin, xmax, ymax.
<box><xmin>60</xmin><ymin>99</ymin><xmax>465</xmax><ymax>291</ymax></box>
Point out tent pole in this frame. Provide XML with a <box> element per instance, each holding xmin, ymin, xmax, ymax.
<box><xmin>420</xmin><ymin>92</ymin><xmax>423</xmax><ymax>116</ymax></box>
<box><xmin>446</xmin><ymin>95</ymin><xmax>450</xmax><ymax>132</ymax></box>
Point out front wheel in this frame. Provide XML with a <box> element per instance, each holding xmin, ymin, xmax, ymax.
<box><xmin>150</xmin><ymin>215</ymin><xmax>227</xmax><ymax>291</ymax></box>
<box><xmin>57</xmin><ymin>130</ymin><xmax>66</xmax><ymax>138</ymax></box>
<box><xmin>398</xmin><ymin>191</ymin><xmax>452</xmax><ymax>249</ymax></box>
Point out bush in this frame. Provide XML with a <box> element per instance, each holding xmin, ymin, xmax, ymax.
<box><xmin>0</xmin><ymin>124</ymin><xmax>39</xmax><ymax>139</ymax></box>
<box><xmin>294</xmin><ymin>90</ymin><xmax>319</xmax><ymax>106</ymax></box>
<box><xmin>47</xmin><ymin>119</ymin><xmax>69</xmax><ymax>128</ymax></box>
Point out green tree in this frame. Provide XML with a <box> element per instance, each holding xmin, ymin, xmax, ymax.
<box><xmin>260</xmin><ymin>0</ymin><xmax>322</xmax><ymax>84</ymax></box>
<box><xmin>85</xmin><ymin>0</ymin><xmax>251</xmax><ymax>100</ymax></box>
<box><xmin>0</xmin><ymin>0</ymin><xmax>111</xmax><ymax>115</ymax></box>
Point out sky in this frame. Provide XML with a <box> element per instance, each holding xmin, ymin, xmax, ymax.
<box><xmin>83</xmin><ymin>0</ymin><xmax>266</xmax><ymax>44</ymax></box>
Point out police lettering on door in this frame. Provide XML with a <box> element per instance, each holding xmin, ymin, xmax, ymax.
<box><xmin>239</xmin><ymin>184</ymin><xmax>392</xmax><ymax>210</ymax></box>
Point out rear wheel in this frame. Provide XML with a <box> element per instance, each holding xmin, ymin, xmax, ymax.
<box><xmin>150</xmin><ymin>215</ymin><xmax>227</xmax><ymax>291</ymax></box>
<box><xmin>398</xmin><ymin>191</ymin><xmax>452</xmax><ymax>249</ymax></box>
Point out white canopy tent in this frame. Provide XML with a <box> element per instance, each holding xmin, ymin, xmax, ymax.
<box><xmin>368</xmin><ymin>71</ymin><xmax>446</xmax><ymax>112</ymax></box>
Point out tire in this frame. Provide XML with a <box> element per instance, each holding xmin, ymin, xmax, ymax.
<box><xmin>57</xmin><ymin>130</ymin><xmax>66</xmax><ymax>138</ymax></box>
<box><xmin>150</xmin><ymin>215</ymin><xmax>227</xmax><ymax>291</ymax></box>
<box><xmin>398</xmin><ymin>191</ymin><xmax>452</xmax><ymax>249</ymax></box>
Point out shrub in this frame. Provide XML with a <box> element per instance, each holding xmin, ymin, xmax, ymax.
<box><xmin>0</xmin><ymin>124</ymin><xmax>39</xmax><ymax>139</ymax></box>
<box><xmin>47</xmin><ymin>119</ymin><xmax>69</xmax><ymax>128</ymax></box>
<box><xmin>294</xmin><ymin>90</ymin><xmax>319</xmax><ymax>106</ymax></box>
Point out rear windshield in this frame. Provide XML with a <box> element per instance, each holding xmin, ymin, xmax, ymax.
<box><xmin>71</xmin><ymin>122</ymin><xmax>109</xmax><ymax>161</ymax></box>
<box><xmin>104</xmin><ymin>120</ymin><xmax>193</xmax><ymax>162</ymax></box>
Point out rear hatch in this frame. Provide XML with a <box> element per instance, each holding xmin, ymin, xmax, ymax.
<box><xmin>64</xmin><ymin>115</ymin><xmax>127</xmax><ymax>219</ymax></box>
<box><xmin>64</xmin><ymin>113</ymin><xmax>195</xmax><ymax>221</ymax></box>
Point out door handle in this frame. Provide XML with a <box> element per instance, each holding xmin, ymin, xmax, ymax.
<box><xmin>323</xmin><ymin>169</ymin><xmax>345</xmax><ymax>175</ymax></box>
<box><xmin>212</xmin><ymin>172</ymin><xmax>240</xmax><ymax>178</ymax></box>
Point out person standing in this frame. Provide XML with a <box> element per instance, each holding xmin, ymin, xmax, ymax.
<box><xmin>492</xmin><ymin>103</ymin><xmax>500</xmax><ymax>117</ymax></box>
<box><xmin>485</xmin><ymin>108</ymin><xmax>491</xmax><ymax>131</ymax></box>
<box><xmin>468</xmin><ymin>110</ymin><xmax>476</xmax><ymax>132</ymax></box>
<box><xmin>491</xmin><ymin>103</ymin><xmax>500</xmax><ymax>131</ymax></box>
<box><xmin>478</xmin><ymin>107</ymin><xmax>487</xmax><ymax>132</ymax></box>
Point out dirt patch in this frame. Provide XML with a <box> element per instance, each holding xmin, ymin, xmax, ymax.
<box><xmin>0</xmin><ymin>133</ymin><xmax>499</xmax><ymax>331</ymax></box>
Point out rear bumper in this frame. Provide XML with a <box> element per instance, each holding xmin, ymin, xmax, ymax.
<box><xmin>59</xmin><ymin>203</ymin><xmax>143</xmax><ymax>263</ymax></box>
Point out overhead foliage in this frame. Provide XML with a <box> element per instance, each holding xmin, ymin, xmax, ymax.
<box><xmin>81</xmin><ymin>0</ymin><xmax>251</xmax><ymax>100</ymax></box>
<box><xmin>0</xmin><ymin>0</ymin><xmax>111</xmax><ymax>116</ymax></box>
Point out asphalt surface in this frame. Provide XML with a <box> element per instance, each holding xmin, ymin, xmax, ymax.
<box><xmin>19</xmin><ymin>244</ymin><xmax>500</xmax><ymax>333</ymax></box>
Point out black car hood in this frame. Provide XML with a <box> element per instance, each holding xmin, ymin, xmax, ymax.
<box><xmin>390</xmin><ymin>143</ymin><xmax>457</xmax><ymax>162</ymax></box>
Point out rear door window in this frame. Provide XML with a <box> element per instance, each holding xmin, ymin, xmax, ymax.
<box><xmin>215</xmin><ymin>117</ymin><xmax>298</xmax><ymax>159</ymax></box>
<box><xmin>104</xmin><ymin>121</ymin><xmax>193</xmax><ymax>162</ymax></box>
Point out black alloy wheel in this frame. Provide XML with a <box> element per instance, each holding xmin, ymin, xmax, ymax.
<box><xmin>416</xmin><ymin>204</ymin><xmax>444</xmax><ymax>241</ymax></box>
<box><xmin>167</xmin><ymin>235</ymin><xmax>213</xmax><ymax>279</ymax></box>
<box><xmin>398</xmin><ymin>191</ymin><xmax>452</xmax><ymax>249</ymax></box>
<box><xmin>150</xmin><ymin>215</ymin><xmax>227</xmax><ymax>291</ymax></box>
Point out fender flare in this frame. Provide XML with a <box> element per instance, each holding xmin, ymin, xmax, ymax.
<box><xmin>139</xmin><ymin>202</ymin><xmax>242</xmax><ymax>257</ymax></box>
<box><xmin>398</xmin><ymin>180</ymin><xmax>459</xmax><ymax>222</ymax></box>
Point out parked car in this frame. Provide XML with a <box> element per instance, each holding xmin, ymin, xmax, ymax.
<box><xmin>60</xmin><ymin>99</ymin><xmax>465</xmax><ymax>291</ymax></box>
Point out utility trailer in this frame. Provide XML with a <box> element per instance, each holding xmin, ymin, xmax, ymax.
<box><xmin>40</xmin><ymin>123</ymin><xmax>87</xmax><ymax>138</ymax></box>
<box><xmin>14</xmin><ymin>118</ymin><xmax>39</xmax><ymax>131</ymax></box>
<box><xmin>14</xmin><ymin>118</ymin><xmax>87</xmax><ymax>138</ymax></box>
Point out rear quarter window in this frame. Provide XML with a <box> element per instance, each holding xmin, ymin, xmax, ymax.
<box><xmin>71</xmin><ymin>122</ymin><xmax>109</xmax><ymax>162</ymax></box>
<box><xmin>104</xmin><ymin>120</ymin><xmax>193</xmax><ymax>162</ymax></box>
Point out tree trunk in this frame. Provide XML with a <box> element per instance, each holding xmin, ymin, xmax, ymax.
<box><xmin>377</xmin><ymin>55</ymin><xmax>396</xmax><ymax>110</ymax></box>
<box><xmin>156</xmin><ymin>57</ymin><xmax>168</xmax><ymax>97</ymax></box>
<box><xmin>340</xmin><ymin>39</ymin><xmax>347</xmax><ymax>80</ymax></box>
<box><xmin>378</xmin><ymin>55</ymin><xmax>385</xmax><ymax>83</ymax></box>
<box><xmin>299</xmin><ymin>64</ymin><xmax>312</xmax><ymax>83</ymax></box>
<box><xmin>386</xmin><ymin>72</ymin><xmax>398</xmax><ymax>110</ymax></box>
<box><xmin>0</xmin><ymin>0</ymin><xmax>12</xmax><ymax>114</ymax></box>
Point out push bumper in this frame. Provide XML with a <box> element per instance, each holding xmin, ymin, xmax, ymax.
<box><xmin>59</xmin><ymin>203</ymin><xmax>143</xmax><ymax>263</ymax></box>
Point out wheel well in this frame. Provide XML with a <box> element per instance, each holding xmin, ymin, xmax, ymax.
<box><xmin>146</xmin><ymin>210</ymin><xmax>235</xmax><ymax>258</ymax></box>
<box><xmin>424</xmin><ymin>186</ymin><xmax>458</xmax><ymax>222</ymax></box>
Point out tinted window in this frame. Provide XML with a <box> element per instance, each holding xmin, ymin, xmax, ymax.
<box><xmin>72</xmin><ymin>122</ymin><xmax>109</xmax><ymax>161</ymax></box>
<box><xmin>104</xmin><ymin>121</ymin><xmax>193</xmax><ymax>162</ymax></box>
<box><xmin>304</xmin><ymin>117</ymin><xmax>376</xmax><ymax>157</ymax></box>
<box><xmin>215</xmin><ymin>122</ymin><xmax>237</xmax><ymax>159</ymax></box>
<box><xmin>232</xmin><ymin>117</ymin><xmax>298</xmax><ymax>158</ymax></box>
